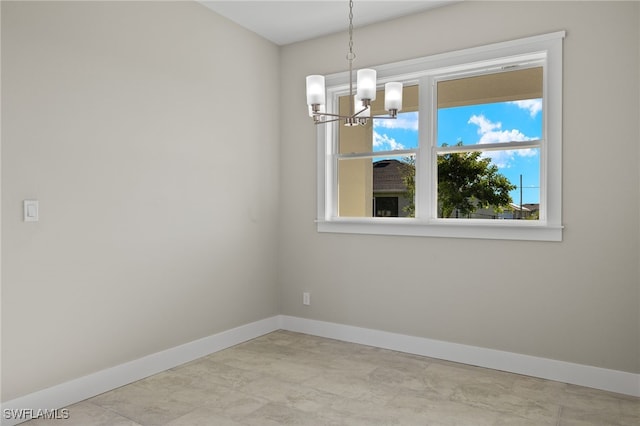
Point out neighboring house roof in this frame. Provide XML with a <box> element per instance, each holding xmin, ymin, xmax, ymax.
<box><xmin>523</xmin><ymin>203</ymin><xmax>540</xmax><ymax>212</ymax></box>
<box><xmin>508</xmin><ymin>203</ymin><xmax>531</xmax><ymax>212</ymax></box>
<box><xmin>373</xmin><ymin>159</ymin><xmax>409</xmax><ymax>193</ymax></box>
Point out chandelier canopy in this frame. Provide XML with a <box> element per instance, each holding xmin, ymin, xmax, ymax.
<box><xmin>305</xmin><ymin>0</ymin><xmax>403</xmax><ymax>126</ymax></box>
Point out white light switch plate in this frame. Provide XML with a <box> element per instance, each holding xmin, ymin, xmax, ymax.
<box><xmin>24</xmin><ymin>200</ymin><xmax>39</xmax><ymax>222</ymax></box>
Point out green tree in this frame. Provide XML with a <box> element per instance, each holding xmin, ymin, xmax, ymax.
<box><xmin>400</xmin><ymin>157</ymin><xmax>415</xmax><ymax>217</ymax></box>
<box><xmin>400</xmin><ymin>142</ymin><xmax>516</xmax><ymax>218</ymax></box>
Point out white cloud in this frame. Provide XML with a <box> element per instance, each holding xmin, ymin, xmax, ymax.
<box><xmin>468</xmin><ymin>114</ymin><xmax>501</xmax><ymax>135</ymax></box>
<box><xmin>478</xmin><ymin>128</ymin><xmax>530</xmax><ymax>144</ymax></box>
<box><xmin>510</xmin><ymin>99</ymin><xmax>542</xmax><ymax>118</ymax></box>
<box><xmin>373</xmin><ymin>132</ymin><xmax>406</xmax><ymax>151</ymax></box>
<box><xmin>468</xmin><ymin>114</ymin><xmax>538</xmax><ymax>168</ymax></box>
<box><xmin>468</xmin><ymin>114</ymin><xmax>534</xmax><ymax>145</ymax></box>
<box><xmin>481</xmin><ymin>149</ymin><xmax>536</xmax><ymax>169</ymax></box>
<box><xmin>374</xmin><ymin>111</ymin><xmax>418</xmax><ymax>131</ymax></box>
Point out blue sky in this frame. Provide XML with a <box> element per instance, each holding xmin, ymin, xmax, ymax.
<box><xmin>373</xmin><ymin>99</ymin><xmax>542</xmax><ymax>204</ymax></box>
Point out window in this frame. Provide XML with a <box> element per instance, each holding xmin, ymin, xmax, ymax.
<box><xmin>316</xmin><ymin>32</ymin><xmax>565</xmax><ymax>241</ymax></box>
<box><xmin>436</xmin><ymin>67</ymin><xmax>542</xmax><ymax>220</ymax></box>
<box><xmin>336</xmin><ymin>85</ymin><xmax>418</xmax><ymax>218</ymax></box>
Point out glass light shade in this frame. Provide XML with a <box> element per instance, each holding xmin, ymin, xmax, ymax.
<box><xmin>356</xmin><ymin>69</ymin><xmax>377</xmax><ymax>101</ymax></box>
<box><xmin>306</xmin><ymin>75</ymin><xmax>326</xmax><ymax>106</ymax></box>
<box><xmin>384</xmin><ymin>82</ymin><xmax>403</xmax><ymax>111</ymax></box>
<box><xmin>354</xmin><ymin>95</ymin><xmax>370</xmax><ymax>117</ymax></box>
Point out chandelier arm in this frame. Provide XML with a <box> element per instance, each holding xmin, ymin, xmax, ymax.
<box><xmin>371</xmin><ymin>114</ymin><xmax>399</xmax><ymax>119</ymax></box>
<box><xmin>313</xmin><ymin>104</ymin><xmax>369</xmax><ymax>119</ymax></box>
<box><xmin>313</xmin><ymin>112</ymin><xmax>347</xmax><ymax>119</ymax></box>
<box><xmin>314</xmin><ymin>111</ymin><xmax>397</xmax><ymax>121</ymax></box>
<box><xmin>352</xmin><ymin>106</ymin><xmax>369</xmax><ymax>117</ymax></box>
<box><xmin>314</xmin><ymin>118</ymin><xmax>342</xmax><ymax>125</ymax></box>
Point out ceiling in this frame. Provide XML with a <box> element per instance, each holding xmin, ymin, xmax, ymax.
<box><xmin>199</xmin><ymin>1</ymin><xmax>458</xmax><ymax>46</ymax></box>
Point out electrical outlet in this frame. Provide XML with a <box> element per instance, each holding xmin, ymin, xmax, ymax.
<box><xmin>303</xmin><ymin>292</ymin><xmax>310</xmax><ymax>306</ymax></box>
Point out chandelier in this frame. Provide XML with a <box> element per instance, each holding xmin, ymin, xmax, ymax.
<box><xmin>305</xmin><ymin>0</ymin><xmax>403</xmax><ymax>126</ymax></box>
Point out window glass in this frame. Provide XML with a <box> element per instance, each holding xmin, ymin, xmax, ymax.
<box><xmin>373</xmin><ymin>156</ymin><xmax>415</xmax><ymax>217</ymax></box>
<box><xmin>373</xmin><ymin>111</ymin><xmax>419</xmax><ymax>152</ymax></box>
<box><xmin>338</xmin><ymin>155</ymin><xmax>415</xmax><ymax>218</ymax></box>
<box><xmin>436</xmin><ymin>67</ymin><xmax>542</xmax><ymax>220</ymax></box>
<box><xmin>336</xmin><ymin>85</ymin><xmax>418</xmax><ymax>218</ymax></box>
<box><xmin>339</xmin><ymin>86</ymin><xmax>418</xmax><ymax>154</ymax></box>
<box><xmin>436</xmin><ymin>148</ymin><xmax>540</xmax><ymax>219</ymax></box>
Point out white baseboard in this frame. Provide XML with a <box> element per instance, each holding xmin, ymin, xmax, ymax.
<box><xmin>2</xmin><ymin>314</ymin><xmax>637</xmax><ymax>426</ymax></box>
<box><xmin>280</xmin><ymin>315</ymin><xmax>640</xmax><ymax>398</ymax></box>
<box><xmin>0</xmin><ymin>316</ymin><xmax>282</xmax><ymax>426</ymax></box>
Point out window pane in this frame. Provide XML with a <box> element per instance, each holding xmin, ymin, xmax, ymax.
<box><xmin>338</xmin><ymin>157</ymin><xmax>371</xmax><ymax>217</ymax></box>
<box><xmin>373</xmin><ymin>112</ymin><xmax>419</xmax><ymax>152</ymax></box>
<box><xmin>338</xmin><ymin>155</ymin><xmax>415</xmax><ymax>218</ymax></box>
<box><xmin>339</xmin><ymin>85</ymin><xmax>419</xmax><ymax>154</ymax></box>
<box><xmin>438</xmin><ymin>67</ymin><xmax>542</xmax><ymax>108</ymax></box>
<box><xmin>437</xmin><ymin>148</ymin><xmax>539</xmax><ymax>220</ymax></box>
<box><xmin>437</xmin><ymin>67</ymin><xmax>543</xmax><ymax>148</ymax></box>
<box><xmin>338</xmin><ymin>115</ymin><xmax>373</xmax><ymax>155</ymax></box>
<box><xmin>436</xmin><ymin>67</ymin><xmax>542</xmax><ymax>220</ymax></box>
<box><xmin>437</xmin><ymin>100</ymin><xmax>543</xmax><ymax>148</ymax></box>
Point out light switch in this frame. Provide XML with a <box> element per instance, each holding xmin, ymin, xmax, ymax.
<box><xmin>24</xmin><ymin>200</ymin><xmax>39</xmax><ymax>222</ymax></box>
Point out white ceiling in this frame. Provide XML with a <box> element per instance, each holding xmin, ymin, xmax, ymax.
<box><xmin>199</xmin><ymin>1</ymin><xmax>458</xmax><ymax>46</ymax></box>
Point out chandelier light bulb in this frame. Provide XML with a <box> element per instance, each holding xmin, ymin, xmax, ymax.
<box><xmin>306</xmin><ymin>75</ymin><xmax>326</xmax><ymax>106</ymax></box>
<box><xmin>384</xmin><ymin>82</ymin><xmax>403</xmax><ymax>112</ymax></box>
<box><xmin>356</xmin><ymin>69</ymin><xmax>377</xmax><ymax>101</ymax></box>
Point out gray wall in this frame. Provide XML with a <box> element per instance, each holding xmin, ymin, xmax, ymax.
<box><xmin>279</xmin><ymin>1</ymin><xmax>640</xmax><ymax>374</ymax></box>
<box><xmin>1</xmin><ymin>1</ymin><xmax>280</xmax><ymax>401</ymax></box>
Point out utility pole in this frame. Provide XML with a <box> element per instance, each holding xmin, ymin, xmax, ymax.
<box><xmin>519</xmin><ymin>174</ymin><xmax>523</xmax><ymax>219</ymax></box>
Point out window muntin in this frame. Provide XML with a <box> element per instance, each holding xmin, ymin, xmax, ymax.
<box><xmin>317</xmin><ymin>32</ymin><xmax>564</xmax><ymax>241</ymax></box>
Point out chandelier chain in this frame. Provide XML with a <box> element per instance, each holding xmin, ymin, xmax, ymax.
<box><xmin>348</xmin><ymin>0</ymin><xmax>354</xmax><ymax>60</ymax></box>
<box><xmin>347</xmin><ymin>0</ymin><xmax>355</xmax><ymax>115</ymax></box>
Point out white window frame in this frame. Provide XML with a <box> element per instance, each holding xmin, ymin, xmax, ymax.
<box><xmin>316</xmin><ymin>32</ymin><xmax>565</xmax><ymax>241</ymax></box>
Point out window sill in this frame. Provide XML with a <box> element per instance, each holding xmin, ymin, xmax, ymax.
<box><xmin>316</xmin><ymin>218</ymin><xmax>563</xmax><ymax>241</ymax></box>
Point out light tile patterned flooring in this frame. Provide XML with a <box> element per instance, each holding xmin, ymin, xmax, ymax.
<box><xmin>25</xmin><ymin>330</ymin><xmax>639</xmax><ymax>426</ymax></box>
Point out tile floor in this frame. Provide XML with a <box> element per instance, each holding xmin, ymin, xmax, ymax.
<box><xmin>24</xmin><ymin>330</ymin><xmax>639</xmax><ymax>426</ymax></box>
